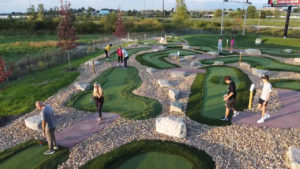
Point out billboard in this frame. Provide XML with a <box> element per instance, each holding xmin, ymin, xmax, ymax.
<box><xmin>268</xmin><ymin>0</ymin><xmax>300</xmax><ymax>6</ymax></box>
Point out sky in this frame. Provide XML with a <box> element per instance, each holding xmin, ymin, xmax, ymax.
<box><xmin>0</xmin><ymin>0</ymin><xmax>266</xmax><ymax>13</ymax></box>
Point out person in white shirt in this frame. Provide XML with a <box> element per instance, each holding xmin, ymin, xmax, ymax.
<box><xmin>257</xmin><ymin>75</ymin><xmax>272</xmax><ymax>123</ymax></box>
<box><xmin>122</xmin><ymin>48</ymin><xmax>129</xmax><ymax>69</ymax></box>
<box><xmin>218</xmin><ymin>37</ymin><xmax>223</xmax><ymax>52</ymax></box>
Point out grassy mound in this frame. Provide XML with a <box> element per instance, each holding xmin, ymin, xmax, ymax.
<box><xmin>99</xmin><ymin>47</ymin><xmax>150</xmax><ymax>62</ymax></box>
<box><xmin>67</xmin><ymin>67</ymin><xmax>162</xmax><ymax>120</ymax></box>
<box><xmin>201</xmin><ymin>56</ymin><xmax>300</xmax><ymax>73</ymax></box>
<box><xmin>186</xmin><ymin>66</ymin><xmax>251</xmax><ymax>126</ymax></box>
<box><xmin>0</xmin><ymin>140</ymin><xmax>69</xmax><ymax>169</ymax></box>
<box><xmin>80</xmin><ymin>140</ymin><xmax>215</xmax><ymax>169</ymax></box>
<box><xmin>270</xmin><ymin>79</ymin><xmax>300</xmax><ymax>91</ymax></box>
<box><xmin>136</xmin><ymin>49</ymin><xmax>199</xmax><ymax>69</ymax></box>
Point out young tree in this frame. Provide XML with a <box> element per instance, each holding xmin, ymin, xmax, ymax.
<box><xmin>247</xmin><ymin>6</ymin><xmax>257</xmax><ymax>19</ymax></box>
<box><xmin>57</xmin><ymin>0</ymin><xmax>78</xmax><ymax>69</ymax></box>
<box><xmin>0</xmin><ymin>57</ymin><xmax>11</xmax><ymax>85</ymax></box>
<box><xmin>114</xmin><ymin>9</ymin><xmax>128</xmax><ymax>38</ymax></box>
<box><xmin>172</xmin><ymin>0</ymin><xmax>189</xmax><ymax>26</ymax></box>
<box><xmin>37</xmin><ymin>4</ymin><xmax>45</xmax><ymax>21</ymax></box>
<box><xmin>214</xmin><ymin>9</ymin><xmax>222</xmax><ymax>18</ymax></box>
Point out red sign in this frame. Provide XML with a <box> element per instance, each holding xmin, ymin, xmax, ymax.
<box><xmin>269</xmin><ymin>0</ymin><xmax>300</xmax><ymax>6</ymax></box>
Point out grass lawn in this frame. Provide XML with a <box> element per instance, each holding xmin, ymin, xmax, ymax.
<box><xmin>67</xmin><ymin>67</ymin><xmax>162</xmax><ymax>120</ymax></box>
<box><xmin>270</xmin><ymin>79</ymin><xmax>300</xmax><ymax>91</ymax></box>
<box><xmin>201</xmin><ymin>56</ymin><xmax>300</xmax><ymax>73</ymax></box>
<box><xmin>81</xmin><ymin>140</ymin><xmax>215</xmax><ymax>169</ymax></box>
<box><xmin>136</xmin><ymin>49</ymin><xmax>199</xmax><ymax>69</ymax></box>
<box><xmin>183</xmin><ymin>34</ymin><xmax>300</xmax><ymax>57</ymax></box>
<box><xmin>0</xmin><ymin>140</ymin><xmax>69</xmax><ymax>169</ymax></box>
<box><xmin>99</xmin><ymin>47</ymin><xmax>150</xmax><ymax>62</ymax></box>
<box><xmin>0</xmin><ymin>52</ymin><xmax>102</xmax><ymax>117</ymax></box>
<box><xmin>186</xmin><ymin>66</ymin><xmax>251</xmax><ymax>126</ymax></box>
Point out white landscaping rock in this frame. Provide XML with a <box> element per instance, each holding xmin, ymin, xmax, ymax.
<box><xmin>206</xmin><ymin>51</ymin><xmax>219</xmax><ymax>57</ymax></box>
<box><xmin>170</xmin><ymin>71</ymin><xmax>188</xmax><ymax>78</ymax></box>
<box><xmin>84</xmin><ymin>60</ymin><xmax>101</xmax><ymax>67</ymax></box>
<box><xmin>170</xmin><ymin>102</ymin><xmax>184</xmax><ymax>113</ymax></box>
<box><xmin>25</xmin><ymin>115</ymin><xmax>42</xmax><ymax>131</ymax></box>
<box><xmin>284</xmin><ymin>49</ymin><xmax>293</xmax><ymax>54</ymax></box>
<box><xmin>240</xmin><ymin>62</ymin><xmax>251</xmax><ymax>69</ymax></box>
<box><xmin>169</xmin><ymin>89</ymin><xmax>180</xmax><ymax>101</ymax></box>
<box><xmin>146</xmin><ymin>68</ymin><xmax>157</xmax><ymax>74</ymax></box>
<box><xmin>182</xmin><ymin>45</ymin><xmax>191</xmax><ymax>50</ymax></box>
<box><xmin>252</xmin><ymin>68</ymin><xmax>270</xmax><ymax>77</ymax></box>
<box><xmin>190</xmin><ymin>61</ymin><xmax>202</xmax><ymax>69</ymax></box>
<box><xmin>245</xmin><ymin>49</ymin><xmax>262</xmax><ymax>56</ymax></box>
<box><xmin>168</xmin><ymin>53</ymin><xmax>179</xmax><ymax>60</ymax></box>
<box><xmin>158</xmin><ymin>45</ymin><xmax>167</xmax><ymax>51</ymax></box>
<box><xmin>155</xmin><ymin>116</ymin><xmax>186</xmax><ymax>138</ymax></box>
<box><xmin>287</xmin><ymin>146</ymin><xmax>300</xmax><ymax>169</ymax></box>
<box><xmin>294</xmin><ymin>58</ymin><xmax>300</xmax><ymax>63</ymax></box>
<box><xmin>255</xmin><ymin>38</ymin><xmax>262</xmax><ymax>45</ymax></box>
<box><xmin>213</xmin><ymin>61</ymin><xmax>224</xmax><ymax>65</ymax></box>
<box><xmin>74</xmin><ymin>82</ymin><xmax>90</xmax><ymax>91</ymax></box>
<box><xmin>158</xmin><ymin>79</ymin><xmax>172</xmax><ymax>88</ymax></box>
<box><xmin>184</xmin><ymin>55</ymin><xmax>196</xmax><ymax>61</ymax></box>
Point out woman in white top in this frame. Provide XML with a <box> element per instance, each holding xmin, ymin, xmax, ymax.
<box><xmin>93</xmin><ymin>83</ymin><xmax>104</xmax><ymax>124</ymax></box>
<box><xmin>257</xmin><ymin>75</ymin><xmax>272</xmax><ymax>123</ymax></box>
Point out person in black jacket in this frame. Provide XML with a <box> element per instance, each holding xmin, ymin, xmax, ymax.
<box><xmin>221</xmin><ymin>76</ymin><xmax>239</xmax><ymax>121</ymax></box>
<box><xmin>93</xmin><ymin>83</ymin><xmax>104</xmax><ymax>125</ymax></box>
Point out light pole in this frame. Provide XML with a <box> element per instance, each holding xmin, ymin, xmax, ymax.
<box><xmin>221</xmin><ymin>0</ymin><xmax>225</xmax><ymax>35</ymax></box>
<box><xmin>242</xmin><ymin>0</ymin><xmax>251</xmax><ymax>36</ymax></box>
<box><xmin>257</xmin><ymin>11</ymin><xmax>261</xmax><ymax>34</ymax></box>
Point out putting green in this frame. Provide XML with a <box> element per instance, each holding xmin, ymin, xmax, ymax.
<box><xmin>186</xmin><ymin>66</ymin><xmax>251</xmax><ymax>126</ymax></box>
<box><xmin>261</xmin><ymin>49</ymin><xmax>300</xmax><ymax>58</ymax></box>
<box><xmin>117</xmin><ymin>152</ymin><xmax>192</xmax><ymax>169</ymax></box>
<box><xmin>201</xmin><ymin>56</ymin><xmax>300</xmax><ymax>73</ymax></box>
<box><xmin>81</xmin><ymin>140</ymin><xmax>215</xmax><ymax>169</ymax></box>
<box><xmin>99</xmin><ymin>48</ymin><xmax>150</xmax><ymax>62</ymax></box>
<box><xmin>67</xmin><ymin>67</ymin><xmax>162</xmax><ymax>120</ymax></box>
<box><xmin>270</xmin><ymin>79</ymin><xmax>300</xmax><ymax>91</ymax></box>
<box><xmin>136</xmin><ymin>49</ymin><xmax>199</xmax><ymax>69</ymax></box>
<box><xmin>0</xmin><ymin>140</ymin><xmax>68</xmax><ymax>169</ymax></box>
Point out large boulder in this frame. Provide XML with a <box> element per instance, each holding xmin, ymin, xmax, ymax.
<box><xmin>155</xmin><ymin>116</ymin><xmax>186</xmax><ymax>138</ymax></box>
<box><xmin>287</xmin><ymin>146</ymin><xmax>300</xmax><ymax>169</ymax></box>
<box><xmin>284</xmin><ymin>49</ymin><xmax>293</xmax><ymax>54</ymax></box>
<box><xmin>158</xmin><ymin>45</ymin><xmax>167</xmax><ymax>51</ymax></box>
<box><xmin>240</xmin><ymin>62</ymin><xmax>251</xmax><ymax>69</ymax></box>
<box><xmin>182</xmin><ymin>45</ymin><xmax>191</xmax><ymax>50</ymax></box>
<box><xmin>190</xmin><ymin>61</ymin><xmax>202</xmax><ymax>69</ymax></box>
<box><xmin>213</xmin><ymin>61</ymin><xmax>224</xmax><ymax>65</ymax></box>
<box><xmin>74</xmin><ymin>82</ymin><xmax>90</xmax><ymax>91</ymax></box>
<box><xmin>294</xmin><ymin>58</ymin><xmax>300</xmax><ymax>63</ymax></box>
<box><xmin>206</xmin><ymin>52</ymin><xmax>219</xmax><ymax>57</ymax></box>
<box><xmin>84</xmin><ymin>60</ymin><xmax>101</xmax><ymax>67</ymax></box>
<box><xmin>252</xmin><ymin>68</ymin><xmax>270</xmax><ymax>77</ymax></box>
<box><xmin>169</xmin><ymin>89</ymin><xmax>180</xmax><ymax>101</ymax></box>
<box><xmin>25</xmin><ymin>115</ymin><xmax>42</xmax><ymax>131</ymax></box>
<box><xmin>158</xmin><ymin>79</ymin><xmax>172</xmax><ymax>88</ymax></box>
<box><xmin>170</xmin><ymin>71</ymin><xmax>188</xmax><ymax>78</ymax></box>
<box><xmin>168</xmin><ymin>53</ymin><xmax>179</xmax><ymax>61</ymax></box>
<box><xmin>255</xmin><ymin>38</ymin><xmax>262</xmax><ymax>45</ymax></box>
<box><xmin>170</xmin><ymin>102</ymin><xmax>184</xmax><ymax>113</ymax></box>
<box><xmin>245</xmin><ymin>49</ymin><xmax>262</xmax><ymax>56</ymax></box>
<box><xmin>184</xmin><ymin>55</ymin><xmax>196</xmax><ymax>61</ymax></box>
<box><xmin>146</xmin><ymin>67</ymin><xmax>157</xmax><ymax>74</ymax></box>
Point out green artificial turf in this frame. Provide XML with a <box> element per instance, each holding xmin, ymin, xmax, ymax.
<box><xmin>0</xmin><ymin>52</ymin><xmax>102</xmax><ymax>117</ymax></box>
<box><xmin>80</xmin><ymin>140</ymin><xmax>215</xmax><ymax>169</ymax></box>
<box><xmin>201</xmin><ymin>56</ymin><xmax>300</xmax><ymax>73</ymax></box>
<box><xmin>99</xmin><ymin>47</ymin><xmax>150</xmax><ymax>62</ymax></box>
<box><xmin>67</xmin><ymin>67</ymin><xmax>162</xmax><ymax>120</ymax></box>
<box><xmin>117</xmin><ymin>152</ymin><xmax>193</xmax><ymax>169</ymax></box>
<box><xmin>270</xmin><ymin>79</ymin><xmax>300</xmax><ymax>91</ymax></box>
<box><xmin>183</xmin><ymin>34</ymin><xmax>300</xmax><ymax>58</ymax></box>
<box><xmin>0</xmin><ymin>140</ymin><xmax>69</xmax><ymax>169</ymax></box>
<box><xmin>136</xmin><ymin>49</ymin><xmax>198</xmax><ymax>69</ymax></box>
<box><xmin>186</xmin><ymin>66</ymin><xmax>251</xmax><ymax>126</ymax></box>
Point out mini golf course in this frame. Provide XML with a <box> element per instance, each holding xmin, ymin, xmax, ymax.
<box><xmin>136</xmin><ymin>49</ymin><xmax>199</xmax><ymax>69</ymax></box>
<box><xmin>261</xmin><ymin>49</ymin><xmax>300</xmax><ymax>58</ymax></box>
<box><xmin>99</xmin><ymin>47</ymin><xmax>150</xmax><ymax>62</ymax></box>
<box><xmin>67</xmin><ymin>67</ymin><xmax>162</xmax><ymax>120</ymax></box>
<box><xmin>270</xmin><ymin>79</ymin><xmax>300</xmax><ymax>91</ymax></box>
<box><xmin>201</xmin><ymin>56</ymin><xmax>300</xmax><ymax>73</ymax></box>
<box><xmin>0</xmin><ymin>140</ymin><xmax>69</xmax><ymax>169</ymax></box>
<box><xmin>80</xmin><ymin>140</ymin><xmax>215</xmax><ymax>169</ymax></box>
<box><xmin>186</xmin><ymin>66</ymin><xmax>251</xmax><ymax>126</ymax></box>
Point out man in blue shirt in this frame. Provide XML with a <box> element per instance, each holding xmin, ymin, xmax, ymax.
<box><xmin>36</xmin><ymin>101</ymin><xmax>58</xmax><ymax>155</ymax></box>
<box><xmin>122</xmin><ymin>48</ymin><xmax>129</xmax><ymax>69</ymax></box>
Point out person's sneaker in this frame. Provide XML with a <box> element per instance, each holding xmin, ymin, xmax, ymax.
<box><xmin>257</xmin><ymin>118</ymin><xmax>265</xmax><ymax>124</ymax></box>
<box><xmin>44</xmin><ymin>150</ymin><xmax>55</xmax><ymax>155</ymax></box>
<box><xmin>264</xmin><ymin>113</ymin><xmax>270</xmax><ymax>119</ymax></box>
<box><xmin>98</xmin><ymin>118</ymin><xmax>102</xmax><ymax>125</ymax></box>
<box><xmin>220</xmin><ymin>117</ymin><xmax>229</xmax><ymax>121</ymax></box>
<box><xmin>54</xmin><ymin>146</ymin><xmax>59</xmax><ymax>150</ymax></box>
<box><xmin>233</xmin><ymin>111</ymin><xmax>239</xmax><ymax>117</ymax></box>
<box><xmin>117</xmin><ymin>63</ymin><xmax>119</xmax><ymax>66</ymax></box>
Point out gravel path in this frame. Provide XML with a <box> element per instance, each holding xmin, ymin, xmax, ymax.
<box><xmin>1</xmin><ymin>46</ymin><xmax>299</xmax><ymax>169</ymax></box>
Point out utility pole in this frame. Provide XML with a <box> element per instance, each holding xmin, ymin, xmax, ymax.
<box><xmin>257</xmin><ymin>11</ymin><xmax>261</xmax><ymax>34</ymax></box>
<box><xmin>284</xmin><ymin>6</ymin><xmax>292</xmax><ymax>38</ymax></box>
<box><xmin>242</xmin><ymin>0</ymin><xmax>251</xmax><ymax>36</ymax></box>
<box><xmin>221</xmin><ymin>0</ymin><xmax>225</xmax><ymax>35</ymax></box>
<box><xmin>162</xmin><ymin>0</ymin><xmax>165</xmax><ymax>36</ymax></box>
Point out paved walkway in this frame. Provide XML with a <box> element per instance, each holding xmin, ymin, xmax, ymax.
<box><xmin>232</xmin><ymin>89</ymin><xmax>300</xmax><ymax>128</ymax></box>
<box><xmin>56</xmin><ymin>113</ymin><xmax>120</xmax><ymax>148</ymax></box>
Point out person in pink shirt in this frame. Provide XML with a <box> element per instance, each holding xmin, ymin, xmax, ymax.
<box><xmin>230</xmin><ymin>37</ymin><xmax>234</xmax><ymax>53</ymax></box>
<box><xmin>117</xmin><ymin>46</ymin><xmax>123</xmax><ymax>66</ymax></box>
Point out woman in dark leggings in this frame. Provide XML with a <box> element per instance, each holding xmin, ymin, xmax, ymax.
<box><xmin>93</xmin><ymin>83</ymin><xmax>104</xmax><ymax>125</ymax></box>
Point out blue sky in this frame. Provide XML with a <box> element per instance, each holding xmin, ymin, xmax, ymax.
<box><xmin>0</xmin><ymin>0</ymin><xmax>266</xmax><ymax>13</ymax></box>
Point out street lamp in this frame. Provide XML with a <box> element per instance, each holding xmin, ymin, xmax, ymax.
<box><xmin>242</xmin><ymin>0</ymin><xmax>252</xmax><ymax>36</ymax></box>
<box><xmin>221</xmin><ymin>0</ymin><xmax>228</xmax><ymax>35</ymax></box>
